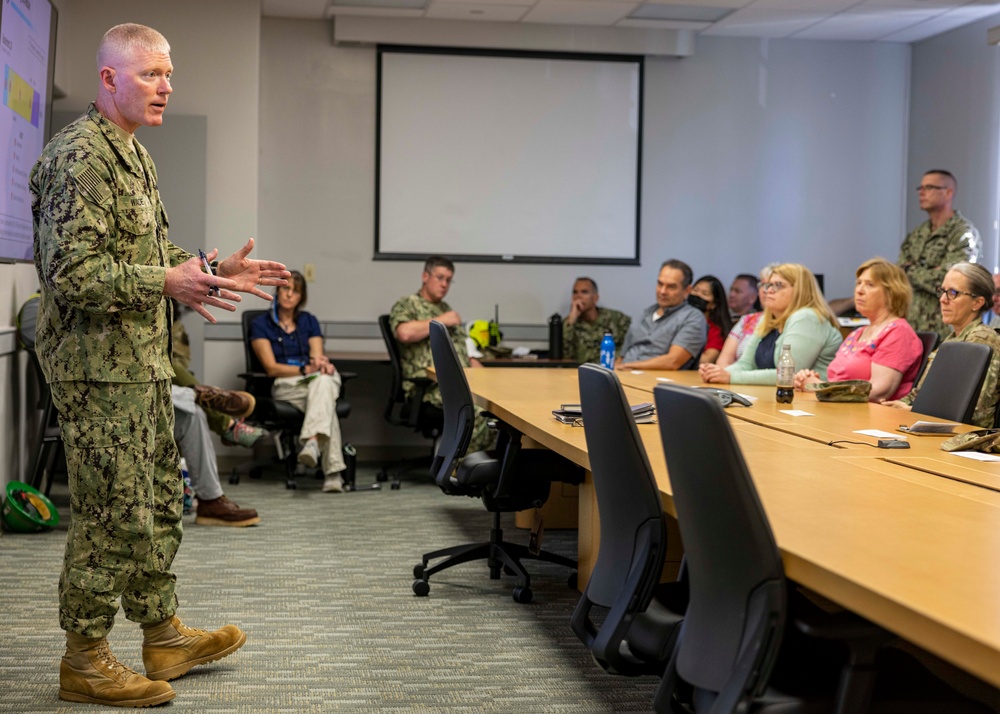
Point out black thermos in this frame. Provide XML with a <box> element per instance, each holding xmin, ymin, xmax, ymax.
<box><xmin>548</xmin><ymin>313</ymin><xmax>563</xmax><ymax>360</ymax></box>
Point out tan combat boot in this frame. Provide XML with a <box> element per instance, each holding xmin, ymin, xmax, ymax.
<box><xmin>59</xmin><ymin>632</ymin><xmax>176</xmax><ymax>707</ymax></box>
<box><xmin>142</xmin><ymin>616</ymin><xmax>247</xmax><ymax>681</ymax></box>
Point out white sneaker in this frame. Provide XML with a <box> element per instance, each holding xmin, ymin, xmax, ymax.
<box><xmin>322</xmin><ymin>474</ymin><xmax>344</xmax><ymax>493</ymax></box>
<box><xmin>298</xmin><ymin>439</ymin><xmax>321</xmax><ymax>468</ymax></box>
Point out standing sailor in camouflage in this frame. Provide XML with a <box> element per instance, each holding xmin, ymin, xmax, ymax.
<box><xmin>561</xmin><ymin>277</ymin><xmax>631</xmax><ymax>364</ymax></box>
<box><xmin>389</xmin><ymin>256</ymin><xmax>493</xmax><ymax>452</ymax></box>
<box><xmin>31</xmin><ymin>24</ymin><xmax>288</xmax><ymax>707</ymax></box>
<box><xmin>899</xmin><ymin>170</ymin><xmax>981</xmax><ymax>341</ymax></box>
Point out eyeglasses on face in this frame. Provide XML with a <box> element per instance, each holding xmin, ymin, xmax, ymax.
<box><xmin>935</xmin><ymin>287</ymin><xmax>975</xmax><ymax>301</ymax></box>
<box><xmin>757</xmin><ymin>281</ymin><xmax>789</xmax><ymax>293</ymax></box>
<box><xmin>916</xmin><ymin>185</ymin><xmax>947</xmax><ymax>193</ymax></box>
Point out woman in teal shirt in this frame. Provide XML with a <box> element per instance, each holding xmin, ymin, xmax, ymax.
<box><xmin>699</xmin><ymin>263</ymin><xmax>842</xmax><ymax>385</ymax></box>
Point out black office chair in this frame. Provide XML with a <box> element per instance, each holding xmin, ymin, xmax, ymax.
<box><xmin>652</xmin><ymin>384</ymin><xmax>993</xmax><ymax>714</ymax></box>
<box><xmin>913</xmin><ymin>330</ymin><xmax>939</xmax><ymax>385</ymax></box>
<box><xmin>412</xmin><ymin>320</ymin><xmax>580</xmax><ymax>604</ymax></box>
<box><xmin>238</xmin><ymin>309</ymin><xmax>353</xmax><ymax>490</ymax></box>
<box><xmin>16</xmin><ymin>294</ymin><xmax>64</xmax><ymax>496</ymax></box>
<box><xmin>375</xmin><ymin>313</ymin><xmax>443</xmax><ymax>488</ymax></box>
<box><xmin>910</xmin><ymin>341</ymin><xmax>991</xmax><ymax>425</ymax></box>
<box><xmin>571</xmin><ymin>365</ymin><xmax>685</xmax><ymax>676</ymax></box>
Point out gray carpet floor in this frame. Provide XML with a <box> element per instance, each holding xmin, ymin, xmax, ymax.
<box><xmin>0</xmin><ymin>465</ymin><xmax>659</xmax><ymax>712</ymax></box>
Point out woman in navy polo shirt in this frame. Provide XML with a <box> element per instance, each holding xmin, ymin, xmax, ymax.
<box><xmin>250</xmin><ymin>271</ymin><xmax>346</xmax><ymax>492</ymax></box>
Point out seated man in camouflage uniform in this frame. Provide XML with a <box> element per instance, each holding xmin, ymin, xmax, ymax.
<box><xmin>562</xmin><ymin>277</ymin><xmax>630</xmax><ymax>364</ymax></box>
<box><xmin>389</xmin><ymin>256</ymin><xmax>493</xmax><ymax>452</ymax></box>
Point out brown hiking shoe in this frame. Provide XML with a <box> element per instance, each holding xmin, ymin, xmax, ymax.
<box><xmin>194</xmin><ymin>384</ymin><xmax>255</xmax><ymax>419</ymax></box>
<box><xmin>142</xmin><ymin>616</ymin><xmax>247</xmax><ymax>681</ymax></box>
<box><xmin>60</xmin><ymin>634</ymin><xmax>175</xmax><ymax>707</ymax></box>
<box><xmin>195</xmin><ymin>495</ymin><xmax>260</xmax><ymax>527</ymax></box>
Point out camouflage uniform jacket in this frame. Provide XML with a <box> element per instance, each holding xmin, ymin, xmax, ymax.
<box><xmin>389</xmin><ymin>293</ymin><xmax>471</xmax><ymax>401</ymax></box>
<box><xmin>562</xmin><ymin>307</ymin><xmax>631</xmax><ymax>364</ymax></box>
<box><xmin>901</xmin><ymin>321</ymin><xmax>1000</xmax><ymax>428</ymax></box>
<box><xmin>899</xmin><ymin>210</ymin><xmax>981</xmax><ymax>341</ymax></box>
<box><xmin>31</xmin><ymin>104</ymin><xmax>190</xmax><ymax>384</ymax></box>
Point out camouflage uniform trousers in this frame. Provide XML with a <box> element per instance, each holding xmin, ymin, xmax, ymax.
<box><xmin>50</xmin><ymin>378</ymin><xmax>182</xmax><ymax>638</ymax></box>
<box><xmin>407</xmin><ymin>380</ymin><xmax>495</xmax><ymax>453</ymax></box>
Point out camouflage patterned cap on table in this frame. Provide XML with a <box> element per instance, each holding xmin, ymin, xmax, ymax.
<box><xmin>941</xmin><ymin>429</ymin><xmax>1000</xmax><ymax>453</ymax></box>
<box><xmin>804</xmin><ymin>380</ymin><xmax>871</xmax><ymax>402</ymax></box>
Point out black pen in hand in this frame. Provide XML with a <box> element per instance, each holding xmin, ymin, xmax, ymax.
<box><xmin>198</xmin><ymin>249</ymin><xmax>220</xmax><ymax>297</ymax></box>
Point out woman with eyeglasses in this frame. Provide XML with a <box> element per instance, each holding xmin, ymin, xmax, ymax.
<box><xmin>689</xmin><ymin>275</ymin><xmax>733</xmax><ymax>364</ymax></box>
<box><xmin>883</xmin><ymin>262</ymin><xmax>1000</xmax><ymax>427</ymax></box>
<box><xmin>793</xmin><ymin>258</ymin><xmax>922</xmax><ymax>402</ymax></box>
<box><xmin>699</xmin><ymin>263</ymin><xmax>841</xmax><ymax>385</ymax></box>
<box><xmin>716</xmin><ymin>263</ymin><xmax>779</xmax><ymax>368</ymax></box>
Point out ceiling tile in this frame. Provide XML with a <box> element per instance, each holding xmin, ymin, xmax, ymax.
<box><xmin>792</xmin><ymin>7</ymin><xmax>931</xmax><ymax>39</ymax></box>
<box><xmin>702</xmin><ymin>8</ymin><xmax>825</xmax><ymax>36</ymax></box>
<box><xmin>880</xmin><ymin>3</ymin><xmax>1000</xmax><ymax>40</ymax></box>
<box><xmin>616</xmin><ymin>17</ymin><xmax>712</xmax><ymax>27</ymax></box>
<box><xmin>522</xmin><ymin>0</ymin><xmax>640</xmax><ymax>25</ymax></box>
<box><xmin>426</xmin><ymin>0</ymin><xmax>532</xmax><ymax>19</ymax></box>
<box><xmin>263</xmin><ymin>0</ymin><xmax>330</xmax><ymax>18</ymax></box>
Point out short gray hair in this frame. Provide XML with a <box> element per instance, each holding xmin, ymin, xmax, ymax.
<box><xmin>948</xmin><ymin>262</ymin><xmax>992</xmax><ymax>315</ymax></box>
<box><xmin>97</xmin><ymin>24</ymin><xmax>170</xmax><ymax>68</ymax></box>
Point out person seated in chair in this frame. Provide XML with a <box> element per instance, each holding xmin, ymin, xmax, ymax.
<box><xmin>561</xmin><ymin>277</ymin><xmax>631</xmax><ymax>364</ymax></box>
<box><xmin>390</xmin><ymin>255</ymin><xmax>493</xmax><ymax>452</ymax></box>
<box><xmin>172</xmin><ymin>386</ymin><xmax>259</xmax><ymax>526</ymax></box>
<box><xmin>883</xmin><ymin>262</ymin><xmax>1000</xmax><ymax>428</ymax></box>
<box><xmin>250</xmin><ymin>271</ymin><xmax>347</xmax><ymax>493</ymax></box>
<box><xmin>171</xmin><ymin>301</ymin><xmax>267</xmax><ymax>449</ymax></box>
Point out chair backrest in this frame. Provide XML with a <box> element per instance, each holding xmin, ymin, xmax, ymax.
<box><xmin>16</xmin><ymin>294</ymin><xmax>49</xmax><ymax>408</ymax></box>
<box><xmin>911</xmin><ymin>341</ymin><xmax>992</xmax><ymax>425</ymax></box>
<box><xmin>572</xmin><ymin>365</ymin><xmax>669</xmax><ymax>673</ymax></box>
<box><xmin>241</xmin><ymin>309</ymin><xmax>269</xmax><ymax>375</ymax></box>
<box><xmin>653</xmin><ymin>384</ymin><xmax>786</xmax><ymax>709</ymax></box>
<box><xmin>428</xmin><ymin>320</ymin><xmax>476</xmax><ymax>486</ymax></box>
<box><xmin>378</xmin><ymin>314</ymin><xmax>408</xmax><ymax>415</ymax></box>
<box><xmin>914</xmin><ymin>330</ymin><xmax>939</xmax><ymax>385</ymax></box>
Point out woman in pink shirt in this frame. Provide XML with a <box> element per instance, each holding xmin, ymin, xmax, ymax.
<box><xmin>795</xmin><ymin>258</ymin><xmax>922</xmax><ymax>402</ymax></box>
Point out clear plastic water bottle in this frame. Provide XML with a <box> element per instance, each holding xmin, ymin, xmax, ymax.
<box><xmin>599</xmin><ymin>331</ymin><xmax>616</xmax><ymax>369</ymax></box>
<box><xmin>776</xmin><ymin>343</ymin><xmax>795</xmax><ymax>404</ymax></box>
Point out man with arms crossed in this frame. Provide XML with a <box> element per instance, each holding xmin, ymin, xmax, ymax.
<box><xmin>899</xmin><ymin>169</ymin><xmax>981</xmax><ymax>340</ymax></box>
<box><xmin>389</xmin><ymin>256</ymin><xmax>492</xmax><ymax>451</ymax></box>
<box><xmin>32</xmin><ymin>24</ymin><xmax>288</xmax><ymax>706</ymax></box>
<box><xmin>562</xmin><ymin>277</ymin><xmax>630</xmax><ymax>364</ymax></box>
<box><xmin>616</xmin><ymin>259</ymin><xmax>707</xmax><ymax>370</ymax></box>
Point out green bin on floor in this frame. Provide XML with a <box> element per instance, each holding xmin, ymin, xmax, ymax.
<box><xmin>2</xmin><ymin>481</ymin><xmax>60</xmax><ymax>533</ymax></box>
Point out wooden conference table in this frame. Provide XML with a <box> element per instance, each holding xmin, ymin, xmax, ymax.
<box><xmin>461</xmin><ymin>367</ymin><xmax>1000</xmax><ymax>689</ymax></box>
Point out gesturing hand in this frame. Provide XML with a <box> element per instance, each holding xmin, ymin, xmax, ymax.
<box><xmin>216</xmin><ymin>237</ymin><xmax>290</xmax><ymax>300</ymax></box>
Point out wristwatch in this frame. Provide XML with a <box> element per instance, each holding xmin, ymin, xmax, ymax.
<box><xmin>299</xmin><ymin>364</ymin><xmax>307</xmax><ymax>376</ymax></box>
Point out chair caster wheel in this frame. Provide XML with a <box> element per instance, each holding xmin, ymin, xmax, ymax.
<box><xmin>286</xmin><ymin>480</ymin><xmax>297</xmax><ymax>490</ymax></box>
<box><xmin>413</xmin><ymin>563</ymin><xmax>426</xmax><ymax>579</ymax></box>
<box><xmin>376</xmin><ymin>471</ymin><xmax>389</xmax><ymax>483</ymax></box>
<box><xmin>390</xmin><ymin>481</ymin><xmax>401</xmax><ymax>490</ymax></box>
<box><xmin>567</xmin><ymin>572</ymin><xmax>578</xmax><ymax>589</ymax></box>
<box><xmin>412</xmin><ymin>579</ymin><xmax>430</xmax><ymax>597</ymax></box>
<box><xmin>512</xmin><ymin>586</ymin><xmax>533</xmax><ymax>604</ymax></box>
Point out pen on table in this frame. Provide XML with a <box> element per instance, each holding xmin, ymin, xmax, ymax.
<box><xmin>198</xmin><ymin>249</ymin><xmax>220</xmax><ymax>296</ymax></box>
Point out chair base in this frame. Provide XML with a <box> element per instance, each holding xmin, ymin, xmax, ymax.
<box><xmin>411</xmin><ymin>514</ymin><xmax>577</xmax><ymax>604</ymax></box>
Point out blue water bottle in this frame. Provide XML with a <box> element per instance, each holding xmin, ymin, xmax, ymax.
<box><xmin>599</xmin><ymin>331</ymin><xmax>615</xmax><ymax>369</ymax></box>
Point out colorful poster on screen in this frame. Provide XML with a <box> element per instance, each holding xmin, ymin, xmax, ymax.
<box><xmin>0</xmin><ymin>0</ymin><xmax>52</xmax><ymax>262</ymax></box>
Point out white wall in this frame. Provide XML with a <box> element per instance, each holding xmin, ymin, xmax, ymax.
<box><xmin>256</xmin><ymin>19</ymin><xmax>910</xmax><ymax>336</ymax></box>
<box><xmin>907</xmin><ymin>12</ymin><xmax>1000</xmax><ymax>271</ymax></box>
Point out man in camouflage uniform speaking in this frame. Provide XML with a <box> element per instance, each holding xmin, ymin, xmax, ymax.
<box><xmin>561</xmin><ymin>277</ymin><xmax>631</xmax><ymax>364</ymax></box>
<box><xmin>899</xmin><ymin>169</ymin><xmax>981</xmax><ymax>341</ymax></box>
<box><xmin>31</xmin><ymin>24</ymin><xmax>288</xmax><ymax>707</ymax></box>
<box><xmin>389</xmin><ymin>255</ymin><xmax>492</xmax><ymax>452</ymax></box>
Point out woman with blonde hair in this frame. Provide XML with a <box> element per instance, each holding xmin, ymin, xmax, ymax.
<box><xmin>795</xmin><ymin>258</ymin><xmax>922</xmax><ymax>402</ymax></box>
<box><xmin>700</xmin><ymin>263</ymin><xmax>842</xmax><ymax>385</ymax></box>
